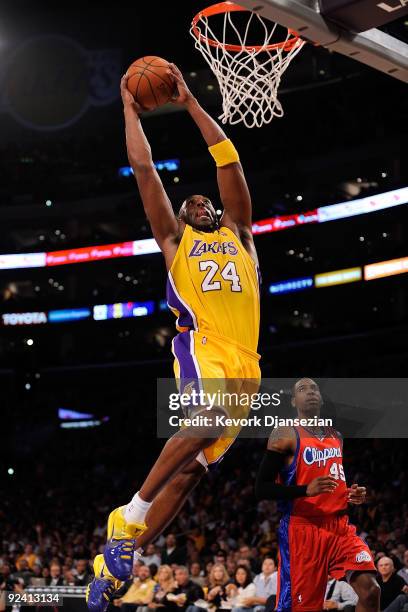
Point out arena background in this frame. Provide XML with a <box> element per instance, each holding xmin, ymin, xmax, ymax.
<box><xmin>0</xmin><ymin>2</ymin><xmax>407</xmax><ymax>611</ymax></box>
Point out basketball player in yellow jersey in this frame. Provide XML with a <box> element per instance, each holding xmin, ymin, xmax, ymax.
<box><xmin>86</xmin><ymin>64</ymin><xmax>260</xmax><ymax>611</ymax></box>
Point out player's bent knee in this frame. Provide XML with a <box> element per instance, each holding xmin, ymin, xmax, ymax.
<box><xmin>351</xmin><ymin>573</ymin><xmax>380</xmax><ymax>608</ymax></box>
<box><xmin>364</xmin><ymin>582</ymin><xmax>380</xmax><ymax>607</ymax></box>
<box><xmin>170</xmin><ymin>463</ymin><xmax>205</xmax><ymax>493</ymax></box>
<box><xmin>177</xmin><ymin>407</ymin><xmax>226</xmax><ymax>448</ymax></box>
<box><xmin>175</xmin><ymin>433</ymin><xmax>219</xmax><ymax>454</ymax></box>
<box><xmin>181</xmin><ymin>458</ymin><xmax>206</xmax><ymax>476</ymax></box>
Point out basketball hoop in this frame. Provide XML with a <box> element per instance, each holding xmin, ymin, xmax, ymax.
<box><xmin>190</xmin><ymin>2</ymin><xmax>305</xmax><ymax>128</ymax></box>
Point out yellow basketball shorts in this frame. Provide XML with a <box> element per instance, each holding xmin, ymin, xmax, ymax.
<box><xmin>171</xmin><ymin>330</ymin><xmax>261</xmax><ymax>466</ymax></box>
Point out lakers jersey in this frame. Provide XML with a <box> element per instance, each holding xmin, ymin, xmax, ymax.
<box><xmin>167</xmin><ymin>224</ymin><xmax>260</xmax><ymax>352</ymax></box>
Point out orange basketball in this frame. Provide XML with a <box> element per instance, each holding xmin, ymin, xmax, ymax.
<box><xmin>127</xmin><ymin>56</ymin><xmax>175</xmax><ymax>111</ymax></box>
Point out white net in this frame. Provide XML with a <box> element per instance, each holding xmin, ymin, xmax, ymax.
<box><xmin>190</xmin><ymin>3</ymin><xmax>305</xmax><ymax>128</ymax></box>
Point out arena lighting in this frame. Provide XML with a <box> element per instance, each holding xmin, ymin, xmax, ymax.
<box><xmin>364</xmin><ymin>256</ymin><xmax>408</xmax><ymax>280</ymax></box>
<box><xmin>2</xmin><ymin>312</ymin><xmax>47</xmax><ymax>326</ymax></box>
<box><xmin>48</xmin><ymin>308</ymin><xmax>91</xmax><ymax>323</ymax></box>
<box><xmin>45</xmin><ymin>239</ymin><xmax>160</xmax><ymax>267</ymax></box>
<box><xmin>315</xmin><ymin>267</ymin><xmax>362</xmax><ymax>287</ymax></box>
<box><xmin>118</xmin><ymin>158</ymin><xmax>180</xmax><ymax>176</ymax></box>
<box><xmin>317</xmin><ymin>186</ymin><xmax>408</xmax><ymax>223</ymax></box>
<box><xmin>0</xmin><ymin>252</ymin><xmax>404</xmax><ymax>327</ymax></box>
<box><xmin>46</xmin><ymin>241</ymin><xmax>136</xmax><ymax>266</ymax></box>
<box><xmin>132</xmin><ymin>239</ymin><xmax>161</xmax><ymax>256</ymax></box>
<box><xmin>0</xmin><ymin>188</ymin><xmax>406</xmax><ymax>271</ymax></box>
<box><xmin>0</xmin><ymin>239</ymin><xmax>160</xmax><ymax>270</ymax></box>
<box><xmin>269</xmin><ymin>277</ymin><xmax>314</xmax><ymax>294</ymax></box>
<box><xmin>58</xmin><ymin>408</ymin><xmax>94</xmax><ymax>420</ymax></box>
<box><xmin>61</xmin><ymin>420</ymin><xmax>104</xmax><ymax>429</ymax></box>
<box><xmin>0</xmin><ymin>187</ymin><xmax>408</xmax><ymax>270</ymax></box>
<box><xmin>155</xmin><ymin>159</ymin><xmax>180</xmax><ymax>171</ymax></box>
<box><xmin>93</xmin><ymin>301</ymin><xmax>155</xmax><ymax>320</ymax></box>
<box><xmin>1</xmin><ymin>302</ymin><xmax>155</xmax><ymax>326</ymax></box>
<box><xmin>252</xmin><ymin>210</ymin><xmax>319</xmax><ymax>234</ymax></box>
<box><xmin>58</xmin><ymin>408</ymin><xmax>110</xmax><ymax>429</ymax></box>
<box><xmin>0</xmin><ymin>252</ymin><xmax>46</xmax><ymax>270</ymax></box>
<box><xmin>253</xmin><ymin>186</ymin><xmax>408</xmax><ymax>235</ymax></box>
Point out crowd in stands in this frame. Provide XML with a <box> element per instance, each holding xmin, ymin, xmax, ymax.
<box><xmin>1</xmin><ymin>439</ymin><xmax>407</xmax><ymax>611</ymax></box>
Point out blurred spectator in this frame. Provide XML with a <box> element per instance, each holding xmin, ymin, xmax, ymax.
<box><xmin>398</xmin><ymin>551</ymin><xmax>408</xmax><ymax>585</ymax></box>
<box><xmin>30</xmin><ymin>563</ymin><xmax>45</xmax><ymax>586</ymax></box>
<box><xmin>206</xmin><ymin>563</ymin><xmax>231</xmax><ymax>609</ymax></box>
<box><xmin>147</xmin><ymin>564</ymin><xmax>176</xmax><ymax>610</ymax></box>
<box><xmin>114</xmin><ymin>564</ymin><xmax>156</xmax><ymax>612</ymax></box>
<box><xmin>64</xmin><ymin>557</ymin><xmax>74</xmax><ymax>570</ymax></box>
<box><xmin>237</xmin><ymin>547</ymin><xmax>260</xmax><ymax>574</ymax></box>
<box><xmin>149</xmin><ymin>564</ymin><xmax>159</xmax><ymax>580</ymax></box>
<box><xmin>190</xmin><ymin>562</ymin><xmax>206</xmax><ymax>588</ymax></box>
<box><xmin>63</xmin><ymin>569</ymin><xmax>76</xmax><ymax>586</ymax></box>
<box><xmin>244</xmin><ymin>558</ymin><xmax>277</xmax><ymax>612</ymax></box>
<box><xmin>45</xmin><ymin>563</ymin><xmax>64</xmax><ymax>586</ymax></box>
<box><xmin>214</xmin><ymin>551</ymin><xmax>228</xmax><ymax>566</ymax></box>
<box><xmin>142</xmin><ymin>544</ymin><xmax>161</xmax><ymax>569</ymax></box>
<box><xmin>16</xmin><ymin>544</ymin><xmax>39</xmax><ymax>570</ymax></box>
<box><xmin>377</xmin><ymin>557</ymin><xmax>407</xmax><ymax>611</ymax></box>
<box><xmin>72</xmin><ymin>558</ymin><xmax>92</xmax><ymax>586</ymax></box>
<box><xmin>323</xmin><ymin>575</ymin><xmax>358</xmax><ymax>611</ymax></box>
<box><xmin>189</xmin><ymin>528</ymin><xmax>206</xmax><ymax>554</ymax></box>
<box><xmin>383</xmin><ymin>593</ymin><xmax>408</xmax><ymax>612</ymax></box>
<box><xmin>161</xmin><ymin>534</ymin><xmax>187</xmax><ymax>567</ymax></box>
<box><xmin>206</xmin><ymin>562</ymin><xmax>214</xmax><ymax>579</ymax></box>
<box><xmin>226</xmin><ymin>559</ymin><xmax>237</xmax><ymax>579</ymax></box>
<box><xmin>134</xmin><ymin>560</ymin><xmax>146</xmax><ymax>575</ymax></box>
<box><xmin>11</xmin><ymin>559</ymin><xmax>33</xmax><ymax>586</ymax></box>
<box><xmin>0</xmin><ymin>438</ymin><xmax>406</xmax><ymax>611</ymax></box>
<box><xmin>0</xmin><ymin>562</ymin><xmax>14</xmax><ymax>592</ymax></box>
<box><xmin>167</xmin><ymin>566</ymin><xmax>204</xmax><ymax>612</ymax></box>
<box><xmin>226</xmin><ymin>565</ymin><xmax>256</xmax><ymax>612</ymax></box>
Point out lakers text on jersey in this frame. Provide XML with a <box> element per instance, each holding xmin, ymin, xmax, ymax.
<box><xmin>167</xmin><ymin>224</ymin><xmax>260</xmax><ymax>353</ymax></box>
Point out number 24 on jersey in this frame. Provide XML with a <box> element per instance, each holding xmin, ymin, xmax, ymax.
<box><xmin>199</xmin><ymin>260</ymin><xmax>242</xmax><ymax>292</ymax></box>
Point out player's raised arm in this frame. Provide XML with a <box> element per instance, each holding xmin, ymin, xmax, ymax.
<box><xmin>121</xmin><ymin>75</ymin><xmax>178</xmax><ymax>251</ymax></box>
<box><xmin>167</xmin><ymin>64</ymin><xmax>252</xmax><ymax>232</ymax></box>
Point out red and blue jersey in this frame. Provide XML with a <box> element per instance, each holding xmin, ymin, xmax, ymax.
<box><xmin>276</xmin><ymin>427</ymin><xmax>375</xmax><ymax>612</ymax></box>
<box><xmin>279</xmin><ymin>426</ymin><xmax>348</xmax><ymax>518</ymax></box>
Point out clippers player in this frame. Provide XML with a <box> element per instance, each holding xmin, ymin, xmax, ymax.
<box><xmin>256</xmin><ymin>378</ymin><xmax>379</xmax><ymax>612</ymax></box>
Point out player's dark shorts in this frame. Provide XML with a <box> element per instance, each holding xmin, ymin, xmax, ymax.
<box><xmin>276</xmin><ymin>513</ymin><xmax>375</xmax><ymax>611</ymax></box>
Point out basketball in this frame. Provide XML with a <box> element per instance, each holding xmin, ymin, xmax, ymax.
<box><xmin>127</xmin><ymin>56</ymin><xmax>175</xmax><ymax>111</ymax></box>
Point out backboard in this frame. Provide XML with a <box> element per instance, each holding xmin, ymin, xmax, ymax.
<box><xmin>235</xmin><ymin>0</ymin><xmax>408</xmax><ymax>82</ymax></box>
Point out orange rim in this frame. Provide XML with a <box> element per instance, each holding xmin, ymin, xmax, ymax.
<box><xmin>191</xmin><ymin>1</ymin><xmax>302</xmax><ymax>53</ymax></box>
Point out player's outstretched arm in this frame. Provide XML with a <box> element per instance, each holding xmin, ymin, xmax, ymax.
<box><xmin>167</xmin><ymin>64</ymin><xmax>252</xmax><ymax>232</ymax></box>
<box><xmin>121</xmin><ymin>75</ymin><xmax>178</xmax><ymax>251</ymax></box>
